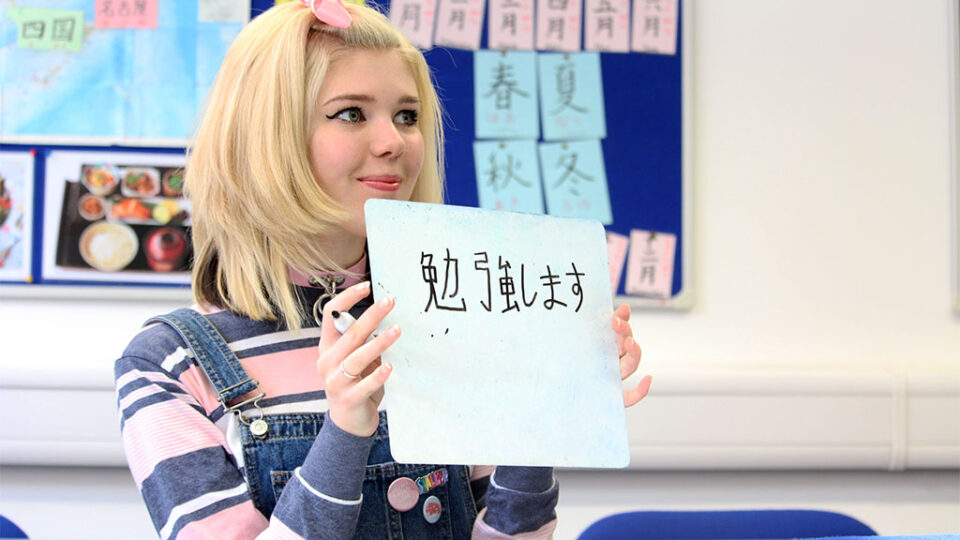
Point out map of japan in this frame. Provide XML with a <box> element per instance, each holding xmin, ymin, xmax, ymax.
<box><xmin>0</xmin><ymin>1</ymin><xmax>244</xmax><ymax>143</ymax></box>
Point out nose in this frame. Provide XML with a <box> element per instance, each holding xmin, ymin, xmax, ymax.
<box><xmin>370</xmin><ymin>119</ymin><xmax>406</xmax><ymax>158</ymax></box>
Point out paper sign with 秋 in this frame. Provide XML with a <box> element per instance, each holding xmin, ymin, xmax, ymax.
<box><xmin>365</xmin><ymin>199</ymin><xmax>630</xmax><ymax>468</ymax></box>
<box><xmin>624</xmin><ymin>229</ymin><xmax>675</xmax><ymax>298</ymax></box>
<box><xmin>473</xmin><ymin>140</ymin><xmax>543</xmax><ymax>213</ymax></box>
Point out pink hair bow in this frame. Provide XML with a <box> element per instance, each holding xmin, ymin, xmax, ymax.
<box><xmin>301</xmin><ymin>0</ymin><xmax>352</xmax><ymax>28</ymax></box>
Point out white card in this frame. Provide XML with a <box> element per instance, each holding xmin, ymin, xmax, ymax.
<box><xmin>585</xmin><ymin>0</ymin><xmax>630</xmax><ymax>52</ymax></box>
<box><xmin>536</xmin><ymin>0</ymin><xmax>583</xmax><ymax>51</ymax></box>
<box><xmin>365</xmin><ymin>199</ymin><xmax>629</xmax><ymax>467</ymax></box>
<box><xmin>487</xmin><ymin>0</ymin><xmax>535</xmax><ymax>50</ymax></box>
<box><xmin>390</xmin><ymin>0</ymin><xmax>438</xmax><ymax>49</ymax></box>
<box><xmin>624</xmin><ymin>229</ymin><xmax>675</xmax><ymax>297</ymax></box>
<box><xmin>606</xmin><ymin>231</ymin><xmax>628</xmax><ymax>294</ymax></box>
<box><xmin>433</xmin><ymin>0</ymin><xmax>485</xmax><ymax>49</ymax></box>
<box><xmin>631</xmin><ymin>0</ymin><xmax>677</xmax><ymax>54</ymax></box>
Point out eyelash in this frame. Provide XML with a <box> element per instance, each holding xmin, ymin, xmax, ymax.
<box><xmin>326</xmin><ymin>107</ymin><xmax>419</xmax><ymax>126</ymax></box>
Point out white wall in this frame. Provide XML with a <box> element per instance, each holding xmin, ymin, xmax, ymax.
<box><xmin>638</xmin><ymin>0</ymin><xmax>959</xmax><ymax>373</ymax></box>
<box><xmin>1</xmin><ymin>0</ymin><xmax>958</xmax><ymax>538</ymax></box>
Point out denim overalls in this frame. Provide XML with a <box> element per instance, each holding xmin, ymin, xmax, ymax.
<box><xmin>147</xmin><ymin>307</ymin><xmax>478</xmax><ymax>539</ymax></box>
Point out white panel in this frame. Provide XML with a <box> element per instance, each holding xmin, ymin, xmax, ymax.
<box><xmin>627</xmin><ymin>395</ymin><xmax>892</xmax><ymax>446</ymax></box>
<box><xmin>0</xmin><ymin>389</ymin><xmax>119</xmax><ymax>442</ymax></box>
<box><xmin>2</xmin><ymin>370</ymin><xmax>956</xmax><ymax>469</ymax></box>
<box><xmin>629</xmin><ymin>446</ymin><xmax>894</xmax><ymax>470</ymax></box>
<box><xmin>908</xmin><ymin>396</ymin><xmax>960</xmax><ymax>445</ymax></box>
<box><xmin>0</xmin><ymin>442</ymin><xmax>125</xmax><ymax>466</ymax></box>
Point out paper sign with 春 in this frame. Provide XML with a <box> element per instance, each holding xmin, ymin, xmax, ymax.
<box><xmin>365</xmin><ymin>199</ymin><xmax>630</xmax><ymax>467</ymax></box>
<box><xmin>474</xmin><ymin>140</ymin><xmax>543</xmax><ymax>214</ymax></box>
<box><xmin>631</xmin><ymin>0</ymin><xmax>677</xmax><ymax>54</ymax></box>
<box><xmin>475</xmin><ymin>50</ymin><xmax>539</xmax><ymax>140</ymax></box>
<box><xmin>539</xmin><ymin>140</ymin><xmax>613</xmax><ymax>224</ymax></box>
<box><xmin>390</xmin><ymin>0</ymin><xmax>437</xmax><ymax>49</ymax></box>
<box><xmin>434</xmin><ymin>0</ymin><xmax>485</xmax><ymax>49</ymax></box>
<box><xmin>539</xmin><ymin>52</ymin><xmax>606</xmax><ymax>141</ymax></box>
<box><xmin>488</xmin><ymin>0</ymin><xmax>534</xmax><ymax>50</ymax></box>
<box><xmin>95</xmin><ymin>0</ymin><xmax>158</xmax><ymax>29</ymax></box>
<box><xmin>605</xmin><ymin>231</ymin><xmax>628</xmax><ymax>294</ymax></box>
<box><xmin>624</xmin><ymin>229</ymin><xmax>675</xmax><ymax>298</ymax></box>
<box><xmin>7</xmin><ymin>7</ymin><xmax>84</xmax><ymax>52</ymax></box>
<box><xmin>585</xmin><ymin>0</ymin><xmax>630</xmax><ymax>52</ymax></box>
<box><xmin>536</xmin><ymin>0</ymin><xmax>582</xmax><ymax>51</ymax></box>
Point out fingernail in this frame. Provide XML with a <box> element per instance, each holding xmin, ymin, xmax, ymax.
<box><xmin>389</xmin><ymin>324</ymin><xmax>401</xmax><ymax>338</ymax></box>
<box><xmin>356</xmin><ymin>281</ymin><xmax>370</xmax><ymax>292</ymax></box>
<box><xmin>379</xmin><ymin>295</ymin><xmax>393</xmax><ymax>308</ymax></box>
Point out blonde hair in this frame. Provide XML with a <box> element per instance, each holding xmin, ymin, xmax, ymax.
<box><xmin>187</xmin><ymin>1</ymin><xmax>444</xmax><ymax>329</ymax></box>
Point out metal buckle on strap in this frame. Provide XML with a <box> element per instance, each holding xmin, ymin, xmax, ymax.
<box><xmin>234</xmin><ymin>393</ymin><xmax>269</xmax><ymax>439</ymax></box>
<box><xmin>218</xmin><ymin>378</ymin><xmax>260</xmax><ymax>410</ymax></box>
<box><xmin>223</xmin><ymin>390</ymin><xmax>266</xmax><ymax>414</ymax></box>
<box><xmin>221</xmin><ymin>379</ymin><xmax>269</xmax><ymax>439</ymax></box>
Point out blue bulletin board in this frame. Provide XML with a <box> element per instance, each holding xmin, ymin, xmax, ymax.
<box><xmin>0</xmin><ymin>0</ymin><xmax>692</xmax><ymax>310</ymax></box>
<box><xmin>409</xmin><ymin>0</ymin><xmax>694</xmax><ymax>309</ymax></box>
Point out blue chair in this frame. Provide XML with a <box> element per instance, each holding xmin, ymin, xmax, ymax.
<box><xmin>0</xmin><ymin>515</ymin><xmax>28</xmax><ymax>539</ymax></box>
<box><xmin>577</xmin><ymin>509</ymin><xmax>877</xmax><ymax>539</ymax></box>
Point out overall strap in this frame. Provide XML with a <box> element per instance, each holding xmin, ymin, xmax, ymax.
<box><xmin>145</xmin><ymin>308</ymin><xmax>263</xmax><ymax>413</ymax></box>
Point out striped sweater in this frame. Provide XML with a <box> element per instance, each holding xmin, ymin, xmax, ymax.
<box><xmin>114</xmin><ymin>285</ymin><xmax>559</xmax><ymax>539</ymax></box>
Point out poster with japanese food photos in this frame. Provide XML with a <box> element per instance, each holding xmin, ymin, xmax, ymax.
<box><xmin>42</xmin><ymin>151</ymin><xmax>191</xmax><ymax>285</ymax></box>
<box><xmin>0</xmin><ymin>151</ymin><xmax>35</xmax><ymax>282</ymax></box>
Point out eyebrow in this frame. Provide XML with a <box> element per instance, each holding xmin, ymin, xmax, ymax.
<box><xmin>322</xmin><ymin>94</ymin><xmax>420</xmax><ymax>106</ymax></box>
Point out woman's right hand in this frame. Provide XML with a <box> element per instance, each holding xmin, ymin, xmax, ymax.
<box><xmin>317</xmin><ymin>281</ymin><xmax>401</xmax><ymax>437</ymax></box>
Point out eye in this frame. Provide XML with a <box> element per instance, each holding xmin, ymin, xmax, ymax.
<box><xmin>327</xmin><ymin>107</ymin><xmax>364</xmax><ymax>123</ymax></box>
<box><xmin>394</xmin><ymin>109</ymin><xmax>419</xmax><ymax>126</ymax></box>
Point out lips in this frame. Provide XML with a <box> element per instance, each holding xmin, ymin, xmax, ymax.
<box><xmin>358</xmin><ymin>175</ymin><xmax>402</xmax><ymax>192</ymax></box>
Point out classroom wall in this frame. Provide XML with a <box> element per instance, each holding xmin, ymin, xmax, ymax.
<box><xmin>643</xmin><ymin>0</ymin><xmax>958</xmax><ymax>373</ymax></box>
<box><xmin>1</xmin><ymin>0</ymin><xmax>958</xmax><ymax>537</ymax></box>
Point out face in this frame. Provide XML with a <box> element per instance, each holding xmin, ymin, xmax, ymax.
<box><xmin>309</xmin><ymin>48</ymin><xmax>424</xmax><ymax>240</ymax></box>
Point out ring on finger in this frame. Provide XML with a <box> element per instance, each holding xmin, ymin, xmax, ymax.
<box><xmin>338</xmin><ymin>360</ymin><xmax>362</xmax><ymax>379</ymax></box>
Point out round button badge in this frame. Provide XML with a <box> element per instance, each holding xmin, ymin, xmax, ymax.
<box><xmin>422</xmin><ymin>495</ymin><xmax>442</xmax><ymax>524</ymax></box>
<box><xmin>387</xmin><ymin>477</ymin><xmax>419</xmax><ymax>512</ymax></box>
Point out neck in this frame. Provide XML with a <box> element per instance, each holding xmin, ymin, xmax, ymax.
<box><xmin>316</xmin><ymin>231</ymin><xmax>366</xmax><ymax>270</ymax></box>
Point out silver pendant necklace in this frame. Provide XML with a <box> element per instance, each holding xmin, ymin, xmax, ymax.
<box><xmin>311</xmin><ymin>274</ymin><xmax>345</xmax><ymax>326</ymax></box>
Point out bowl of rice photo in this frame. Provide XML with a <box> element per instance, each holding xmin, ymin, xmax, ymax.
<box><xmin>78</xmin><ymin>221</ymin><xmax>139</xmax><ymax>272</ymax></box>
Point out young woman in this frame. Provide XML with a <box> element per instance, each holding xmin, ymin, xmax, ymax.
<box><xmin>114</xmin><ymin>1</ymin><xmax>652</xmax><ymax>538</ymax></box>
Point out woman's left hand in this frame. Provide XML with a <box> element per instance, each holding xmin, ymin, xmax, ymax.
<box><xmin>613</xmin><ymin>303</ymin><xmax>652</xmax><ymax>407</ymax></box>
